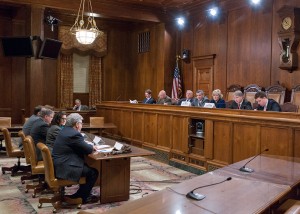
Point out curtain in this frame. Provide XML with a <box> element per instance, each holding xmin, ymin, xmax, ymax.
<box><xmin>57</xmin><ymin>54</ymin><xmax>73</xmax><ymax>108</ymax></box>
<box><xmin>89</xmin><ymin>56</ymin><xmax>102</xmax><ymax>107</ymax></box>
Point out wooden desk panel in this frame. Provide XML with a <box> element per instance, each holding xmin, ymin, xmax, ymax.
<box><xmin>97</xmin><ymin>102</ymin><xmax>300</xmax><ymax>171</ymax></box>
<box><xmin>216</xmin><ymin>155</ymin><xmax>300</xmax><ymax>187</ymax></box>
<box><xmin>85</xmin><ymin>137</ymin><xmax>155</xmax><ymax>203</ymax></box>
<box><xmin>102</xmin><ymin>173</ymin><xmax>290</xmax><ymax>214</ymax></box>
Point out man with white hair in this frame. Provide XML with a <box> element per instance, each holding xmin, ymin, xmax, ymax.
<box><xmin>52</xmin><ymin>113</ymin><xmax>99</xmax><ymax>204</ymax></box>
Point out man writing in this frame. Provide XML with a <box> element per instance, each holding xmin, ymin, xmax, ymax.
<box><xmin>254</xmin><ymin>91</ymin><xmax>281</xmax><ymax>112</ymax></box>
<box><xmin>52</xmin><ymin>113</ymin><xmax>98</xmax><ymax>204</ymax></box>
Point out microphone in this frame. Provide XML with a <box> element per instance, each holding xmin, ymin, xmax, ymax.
<box><xmin>239</xmin><ymin>148</ymin><xmax>269</xmax><ymax>173</ymax></box>
<box><xmin>186</xmin><ymin>177</ymin><xmax>232</xmax><ymax>200</ymax></box>
<box><xmin>116</xmin><ymin>94</ymin><xmax>121</xmax><ymax>101</ymax></box>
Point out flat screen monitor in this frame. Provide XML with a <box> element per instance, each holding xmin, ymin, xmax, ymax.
<box><xmin>38</xmin><ymin>38</ymin><xmax>62</xmax><ymax>59</ymax></box>
<box><xmin>1</xmin><ymin>36</ymin><xmax>34</xmax><ymax>57</ymax></box>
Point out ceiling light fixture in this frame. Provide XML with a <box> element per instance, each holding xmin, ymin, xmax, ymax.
<box><xmin>70</xmin><ymin>0</ymin><xmax>102</xmax><ymax>45</ymax></box>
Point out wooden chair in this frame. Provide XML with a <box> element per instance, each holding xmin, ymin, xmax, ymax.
<box><xmin>226</xmin><ymin>84</ymin><xmax>242</xmax><ymax>101</ymax></box>
<box><xmin>23</xmin><ymin>136</ymin><xmax>46</xmax><ymax>197</ymax></box>
<box><xmin>280</xmin><ymin>102</ymin><xmax>299</xmax><ymax>113</ymax></box>
<box><xmin>275</xmin><ymin>199</ymin><xmax>300</xmax><ymax>214</ymax></box>
<box><xmin>1</xmin><ymin>128</ymin><xmax>29</xmax><ymax>176</ymax></box>
<box><xmin>244</xmin><ymin>84</ymin><xmax>262</xmax><ymax>105</ymax></box>
<box><xmin>37</xmin><ymin>142</ymin><xmax>86</xmax><ymax>213</ymax></box>
<box><xmin>0</xmin><ymin>117</ymin><xmax>11</xmax><ymax>151</ymax></box>
<box><xmin>291</xmin><ymin>84</ymin><xmax>300</xmax><ymax>112</ymax></box>
<box><xmin>265</xmin><ymin>84</ymin><xmax>286</xmax><ymax>105</ymax></box>
<box><xmin>19</xmin><ymin>131</ymin><xmax>39</xmax><ymax>184</ymax></box>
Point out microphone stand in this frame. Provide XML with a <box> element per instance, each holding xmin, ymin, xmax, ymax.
<box><xmin>239</xmin><ymin>148</ymin><xmax>269</xmax><ymax>173</ymax></box>
<box><xmin>186</xmin><ymin>177</ymin><xmax>232</xmax><ymax>201</ymax></box>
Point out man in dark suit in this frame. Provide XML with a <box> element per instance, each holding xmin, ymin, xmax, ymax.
<box><xmin>52</xmin><ymin>113</ymin><xmax>98</xmax><ymax>204</ymax></box>
<box><xmin>255</xmin><ymin>91</ymin><xmax>281</xmax><ymax>112</ymax></box>
<box><xmin>73</xmin><ymin>99</ymin><xmax>89</xmax><ymax>111</ymax></box>
<box><xmin>229</xmin><ymin>90</ymin><xmax>253</xmax><ymax>110</ymax></box>
<box><xmin>142</xmin><ymin>89</ymin><xmax>156</xmax><ymax>104</ymax></box>
<box><xmin>192</xmin><ymin>90</ymin><xmax>209</xmax><ymax>107</ymax></box>
<box><xmin>30</xmin><ymin>107</ymin><xmax>54</xmax><ymax>161</ymax></box>
<box><xmin>177</xmin><ymin>90</ymin><xmax>194</xmax><ymax>106</ymax></box>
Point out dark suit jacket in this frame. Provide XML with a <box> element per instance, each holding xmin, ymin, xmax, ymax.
<box><xmin>52</xmin><ymin>126</ymin><xmax>94</xmax><ymax>182</ymax></box>
<box><xmin>229</xmin><ymin>99</ymin><xmax>253</xmax><ymax>110</ymax></box>
<box><xmin>46</xmin><ymin>125</ymin><xmax>62</xmax><ymax>153</ymax></box>
<box><xmin>30</xmin><ymin>117</ymin><xmax>50</xmax><ymax>161</ymax></box>
<box><xmin>142</xmin><ymin>97</ymin><xmax>156</xmax><ymax>104</ymax></box>
<box><xmin>156</xmin><ymin>96</ymin><xmax>172</xmax><ymax>105</ymax></box>
<box><xmin>210</xmin><ymin>99</ymin><xmax>226</xmax><ymax>108</ymax></box>
<box><xmin>73</xmin><ymin>105</ymin><xmax>89</xmax><ymax>111</ymax></box>
<box><xmin>256</xmin><ymin>99</ymin><xmax>281</xmax><ymax>112</ymax></box>
<box><xmin>192</xmin><ymin>97</ymin><xmax>210</xmax><ymax>107</ymax></box>
<box><xmin>177</xmin><ymin>98</ymin><xmax>194</xmax><ymax>106</ymax></box>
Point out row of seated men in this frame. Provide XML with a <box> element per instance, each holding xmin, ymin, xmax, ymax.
<box><xmin>141</xmin><ymin>89</ymin><xmax>281</xmax><ymax>112</ymax></box>
<box><xmin>21</xmin><ymin>106</ymin><xmax>99</xmax><ymax>204</ymax></box>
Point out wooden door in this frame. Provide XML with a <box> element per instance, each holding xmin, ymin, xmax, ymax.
<box><xmin>192</xmin><ymin>55</ymin><xmax>215</xmax><ymax>98</ymax></box>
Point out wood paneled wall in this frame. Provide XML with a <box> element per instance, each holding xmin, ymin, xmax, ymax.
<box><xmin>181</xmin><ymin>0</ymin><xmax>300</xmax><ymax>98</ymax></box>
<box><xmin>2</xmin><ymin>0</ymin><xmax>300</xmax><ymax>123</ymax></box>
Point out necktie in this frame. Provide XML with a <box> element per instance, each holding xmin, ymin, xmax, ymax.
<box><xmin>238</xmin><ymin>103</ymin><xmax>241</xmax><ymax>109</ymax></box>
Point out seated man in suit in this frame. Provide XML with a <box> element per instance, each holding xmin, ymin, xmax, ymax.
<box><xmin>156</xmin><ymin>90</ymin><xmax>172</xmax><ymax>105</ymax></box>
<box><xmin>142</xmin><ymin>89</ymin><xmax>156</xmax><ymax>104</ymax></box>
<box><xmin>192</xmin><ymin>90</ymin><xmax>209</xmax><ymax>107</ymax></box>
<box><xmin>254</xmin><ymin>91</ymin><xmax>281</xmax><ymax>112</ymax></box>
<box><xmin>229</xmin><ymin>90</ymin><xmax>253</xmax><ymax>110</ymax></box>
<box><xmin>52</xmin><ymin>113</ymin><xmax>98</xmax><ymax>204</ymax></box>
<box><xmin>73</xmin><ymin>99</ymin><xmax>89</xmax><ymax>111</ymax></box>
<box><xmin>20</xmin><ymin>105</ymin><xmax>42</xmax><ymax>149</ymax></box>
<box><xmin>30</xmin><ymin>107</ymin><xmax>54</xmax><ymax>161</ymax></box>
<box><xmin>176</xmin><ymin>90</ymin><xmax>194</xmax><ymax>106</ymax></box>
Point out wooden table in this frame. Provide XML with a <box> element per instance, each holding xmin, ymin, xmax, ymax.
<box><xmin>215</xmin><ymin>154</ymin><xmax>300</xmax><ymax>187</ymax></box>
<box><xmin>84</xmin><ymin>137</ymin><xmax>155</xmax><ymax>203</ymax></box>
<box><xmin>101</xmin><ymin>172</ymin><xmax>290</xmax><ymax>214</ymax></box>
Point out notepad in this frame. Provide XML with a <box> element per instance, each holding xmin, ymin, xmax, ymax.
<box><xmin>93</xmin><ymin>136</ymin><xmax>102</xmax><ymax>145</ymax></box>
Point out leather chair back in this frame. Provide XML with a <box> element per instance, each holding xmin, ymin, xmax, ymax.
<box><xmin>18</xmin><ymin>131</ymin><xmax>30</xmax><ymax>164</ymax></box>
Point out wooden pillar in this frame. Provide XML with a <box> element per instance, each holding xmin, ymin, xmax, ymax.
<box><xmin>25</xmin><ymin>5</ymin><xmax>44</xmax><ymax>116</ymax></box>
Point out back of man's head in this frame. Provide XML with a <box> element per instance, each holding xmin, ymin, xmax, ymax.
<box><xmin>33</xmin><ymin>105</ymin><xmax>42</xmax><ymax>115</ymax></box>
<box><xmin>66</xmin><ymin>113</ymin><xmax>83</xmax><ymax>127</ymax></box>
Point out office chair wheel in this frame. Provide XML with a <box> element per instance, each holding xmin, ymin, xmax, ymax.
<box><xmin>25</xmin><ymin>189</ymin><xmax>28</xmax><ymax>193</ymax></box>
<box><xmin>77</xmin><ymin>204</ymin><xmax>82</xmax><ymax>209</ymax></box>
<box><xmin>52</xmin><ymin>208</ymin><xmax>57</xmax><ymax>213</ymax></box>
<box><xmin>32</xmin><ymin>193</ymin><xmax>36</xmax><ymax>198</ymax></box>
<box><xmin>2</xmin><ymin>170</ymin><xmax>5</xmax><ymax>174</ymax></box>
<box><xmin>38</xmin><ymin>203</ymin><xmax>42</xmax><ymax>208</ymax></box>
<box><xmin>21</xmin><ymin>180</ymin><xmax>25</xmax><ymax>184</ymax></box>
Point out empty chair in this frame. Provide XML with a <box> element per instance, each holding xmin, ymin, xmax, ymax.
<box><xmin>280</xmin><ymin>102</ymin><xmax>299</xmax><ymax>113</ymax></box>
<box><xmin>0</xmin><ymin>117</ymin><xmax>11</xmax><ymax>151</ymax></box>
<box><xmin>23</xmin><ymin>136</ymin><xmax>46</xmax><ymax>197</ymax></box>
<box><xmin>19</xmin><ymin>131</ymin><xmax>39</xmax><ymax>184</ymax></box>
<box><xmin>244</xmin><ymin>84</ymin><xmax>262</xmax><ymax>105</ymax></box>
<box><xmin>226</xmin><ymin>84</ymin><xmax>242</xmax><ymax>101</ymax></box>
<box><xmin>37</xmin><ymin>142</ymin><xmax>86</xmax><ymax>213</ymax></box>
<box><xmin>291</xmin><ymin>84</ymin><xmax>300</xmax><ymax>112</ymax></box>
<box><xmin>1</xmin><ymin>128</ymin><xmax>29</xmax><ymax>176</ymax></box>
<box><xmin>265</xmin><ymin>84</ymin><xmax>286</xmax><ymax>105</ymax></box>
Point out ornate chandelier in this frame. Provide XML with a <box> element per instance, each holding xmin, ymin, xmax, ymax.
<box><xmin>70</xmin><ymin>0</ymin><xmax>101</xmax><ymax>45</ymax></box>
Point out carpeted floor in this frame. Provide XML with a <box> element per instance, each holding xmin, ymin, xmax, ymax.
<box><xmin>0</xmin><ymin>151</ymin><xmax>196</xmax><ymax>213</ymax></box>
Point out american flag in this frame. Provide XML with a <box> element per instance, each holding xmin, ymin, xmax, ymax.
<box><xmin>171</xmin><ymin>61</ymin><xmax>182</xmax><ymax>99</ymax></box>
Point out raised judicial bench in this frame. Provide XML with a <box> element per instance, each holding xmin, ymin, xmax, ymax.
<box><xmin>96</xmin><ymin>101</ymin><xmax>300</xmax><ymax>173</ymax></box>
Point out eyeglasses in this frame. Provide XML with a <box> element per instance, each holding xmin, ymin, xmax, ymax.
<box><xmin>61</xmin><ymin>118</ymin><xmax>67</xmax><ymax>120</ymax></box>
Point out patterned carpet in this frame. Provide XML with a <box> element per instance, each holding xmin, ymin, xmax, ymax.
<box><xmin>0</xmin><ymin>151</ymin><xmax>196</xmax><ymax>213</ymax></box>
